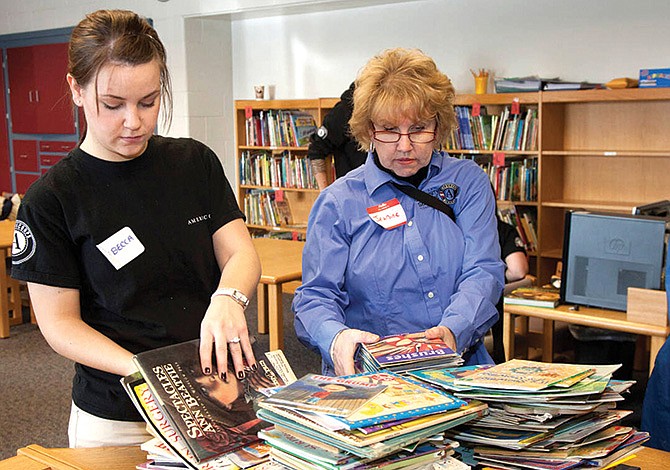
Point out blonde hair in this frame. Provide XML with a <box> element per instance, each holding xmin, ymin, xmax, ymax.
<box><xmin>349</xmin><ymin>48</ymin><xmax>456</xmax><ymax>150</ymax></box>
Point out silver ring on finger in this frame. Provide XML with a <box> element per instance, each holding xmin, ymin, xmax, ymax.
<box><xmin>228</xmin><ymin>336</ymin><xmax>241</xmax><ymax>344</ymax></box>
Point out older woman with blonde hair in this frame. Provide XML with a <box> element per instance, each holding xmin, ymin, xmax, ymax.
<box><xmin>293</xmin><ymin>47</ymin><xmax>504</xmax><ymax>376</ymax></box>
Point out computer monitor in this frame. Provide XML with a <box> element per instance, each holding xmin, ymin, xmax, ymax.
<box><xmin>560</xmin><ymin>210</ymin><xmax>667</xmax><ymax>311</ymax></box>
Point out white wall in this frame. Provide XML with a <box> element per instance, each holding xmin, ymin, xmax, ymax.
<box><xmin>1</xmin><ymin>0</ymin><xmax>669</xmax><ymax>185</ymax></box>
<box><xmin>230</xmin><ymin>0</ymin><xmax>670</xmax><ymax>99</ymax></box>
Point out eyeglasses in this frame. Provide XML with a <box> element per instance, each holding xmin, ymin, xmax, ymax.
<box><xmin>372</xmin><ymin>129</ymin><xmax>437</xmax><ymax>144</ymax></box>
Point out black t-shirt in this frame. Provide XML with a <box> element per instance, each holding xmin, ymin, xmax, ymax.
<box><xmin>11</xmin><ymin>136</ymin><xmax>243</xmax><ymax>420</ymax></box>
<box><xmin>498</xmin><ymin>220</ymin><xmax>526</xmax><ymax>260</ymax></box>
<box><xmin>307</xmin><ymin>83</ymin><xmax>367</xmax><ymax>178</ymax></box>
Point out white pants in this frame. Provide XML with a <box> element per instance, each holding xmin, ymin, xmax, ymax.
<box><xmin>68</xmin><ymin>402</ymin><xmax>152</xmax><ymax>448</ymax></box>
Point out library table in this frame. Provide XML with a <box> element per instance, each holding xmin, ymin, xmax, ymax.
<box><xmin>3</xmin><ymin>445</ymin><xmax>668</xmax><ymax>469</ymax></box>
<box><xmin>0</xmin><ymin>219</ymin><xmax>15</xmax><ymax>338</ymax></box>
<box><xmin>251</xmin><ymin>237</ymin><xmax>305</xmax><ymax>351</ymax></box>
<box><xmin>503</xmin><ymin>303</ymin><xmax>670</xmax><ymax>375</ymax></box>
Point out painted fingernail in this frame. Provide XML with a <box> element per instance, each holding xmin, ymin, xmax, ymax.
<box><xmin>237</xmin><ymin>370</ymin><xmax>246</xmax><ymax>380</ymax></box>
<box><xmin>221</xmin><ymin>372</ymin><xmax>227</xmax><ymax>382</ymax></box>
<box><xmin>204</xmin><ymin>367</ymin><xmax>211</xmax><ymax>375</ymax></box>
<box><xmin>251</xmin><ymin>363</ymin><xmax>258</xmax><ymax>371</ymax></box>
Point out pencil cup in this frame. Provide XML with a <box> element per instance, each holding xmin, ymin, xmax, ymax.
<box><xmin>474</xmin><ymin>76</ymin><xmax>488</xmax><ymax>95</ymax></box>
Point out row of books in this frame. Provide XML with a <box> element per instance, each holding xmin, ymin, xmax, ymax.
<box><xmin>244</xmin><ymin>189</ymin><xmax>297</xmax><ymax>229</ymax></box>
<box><xmin>411</xmin><ymin>360</ymin><xmax>648</xmax><ymax>469</ymax></box>
<box><xmin>245</xmin><ymin>109</ymin><xmax>317</xmax><ymax>148</ymax></box>
<box><xmin>448</xmin><ymin>106</ymin><xmax>538</xmax><ymax>152</ymax></box>
<box><xmin>456</xmin><ymin>154</ymin><xmax>537</xmax><ymax>203</ymax></box>
<box><xmin>497</xmin><ymin>205</ymin><xmax>538</xmax><ymax>253</ymax></box>
<box><xmin>239</xmin><ymin>150</ymin><xmax>318</xmax><ymax>190</ymax></box>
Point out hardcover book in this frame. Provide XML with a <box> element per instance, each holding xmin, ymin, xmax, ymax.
<box><xmin>129</xmin><ymin>339</ymin><xmax>297</xmax><ymax>463</ymax></box>
<box><xmin>504</xmin><ymin>286</ymin><xmax>560</xmax><ymax>308</ymax></box>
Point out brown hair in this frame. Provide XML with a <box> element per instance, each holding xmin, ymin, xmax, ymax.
<box><xmin>349</xmin><ymin>48</ymin><xmax>457</xmax><ymax>150</ymax></box>
<box><xmin>68</xmin><ymin>9</ymin><xmax>173</xmax><ymax>130</ymax></box>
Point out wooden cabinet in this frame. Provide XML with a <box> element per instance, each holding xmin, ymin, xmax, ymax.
<box><xmin>452</xmin><ymin>88</ymin><xmax>670</xmax><ymax>284</ymax></box>
<box><xmin>12</xmin><ymin>139</ymin><xmax>76</xmax><ymax>193</ymax></box>
<box><xmin>0</xmin><ymin>66</ymin><xmax>9</xmax><ymax>193</ymax></box>
<box><xmin>234</xmin><ymin>99</ymin><xmax>335</xmax><ymax>238</ymax></box>
<box><xmin>6</xmin><ymin>43</ymin><xmax>75</xmax><ymax>135</ymax></box>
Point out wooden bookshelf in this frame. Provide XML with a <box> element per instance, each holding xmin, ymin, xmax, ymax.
<box><xmin>451</xmin><ymin>87</ymin><xmax>670</xmax><ymax>284</ymax></box>
<box><xmin>234</xmin><ymin>99</ymin><xmax>335</xmax><ymax>238</ymax></box>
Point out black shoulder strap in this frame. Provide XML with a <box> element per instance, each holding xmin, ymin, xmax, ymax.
<box><xmin>391</xmin><ymin>182</ymin><xmax>456</xmax><ymax>222</ymax></box>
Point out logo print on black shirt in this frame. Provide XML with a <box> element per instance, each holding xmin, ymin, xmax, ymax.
<box><xmin>12</xmin><ymin>220</ymin><xmax>36</xmax><ymax>264</ymax></box>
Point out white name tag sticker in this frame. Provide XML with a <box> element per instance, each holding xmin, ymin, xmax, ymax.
<box><xmin>96</xmin><ymin>226</ymin><xmax>145</xmax><ymax>270</ymax></box>
<box><xmin>366</xmin><ymin>198</ymin><xmax>407</xmax><ymax>230</ymax></box>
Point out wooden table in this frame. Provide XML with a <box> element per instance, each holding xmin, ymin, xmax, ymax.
<box><xmin>3</xmin><ymin>444</ymin><xmax>668</xmax><ymax>469</ymax></box>
<box><xmin>251</xmin><ymin>237</ymin><xmax>304</xmax><ymax>351</ymax></box>
<box><xmin>0</xmin><ymin>444</ymin><xmax>147</xmax><ymax>469</ymax></box>
<box><xmin>504</xmin><ymin>303</ymin><xmax>670</xmax><ymax>375</ymax></box>
<box><xmin>0</xmin><ymin>219</ymin><xmax>15</xmax><ymax>338</ymax></box>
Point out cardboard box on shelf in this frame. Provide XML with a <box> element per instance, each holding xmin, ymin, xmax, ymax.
<box><xmin>639</xmin><ymin>68</ymin><xmax>670</xmax><ymax>88</ymax></box>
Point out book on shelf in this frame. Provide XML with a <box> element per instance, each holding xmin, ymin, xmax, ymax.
<box><xmin>239</xmin><ymin>150</ymin><xmax>317</xmax><ymax>189</ymax></box>
<box><xmin>356</xmin><ymin>331</ymin><xmax>463</xmax><ymax>373</ymax></box>
<box><xmin>260</xmin><ymin>373</ymin><xmax>388</xmax><ymax>417</ymax></box>
<box><xmin>448</xmin><ymin>105</ymin><xmax>537</xmax><ymax>153</ymax></box>
<box><xmin>288</xmin><ymin>111</ymin><xmax>318</xmax><ymax>147</ymax></box>
<box><xmin>494</xmin><ymin>76</ymin><xmax>547</xmax><ymax>93</ymax></box>
<box><xmin>543</xmin><ymin>80</ymin><xmax>603</xmax><ymax>91</ymax></box>
<box><xmin>504</xmin><ymin>286</ymin><xmax>560</xmax><ymax>308</ymax></box>
<box><xmin>123</xmin><ymin>339</ymin><xmax>297</xmax><ymax>466</ymax></box>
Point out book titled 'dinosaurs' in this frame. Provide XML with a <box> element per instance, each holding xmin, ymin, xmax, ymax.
<box><xmin>504</xmin><ymin>286</ymin><xmax>560</xmax><ymax>308</ymax></box>
<box><xmin>358</xmin><ymin>332</ymin><xmax>462</xmax><ymax>373</ymax></box>
<box><xmin>130</xmin><ymin>339</ymin><xmax>296</xmax><ymax>463</ymax></box>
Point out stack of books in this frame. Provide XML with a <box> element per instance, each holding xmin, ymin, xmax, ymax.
<box><xmin>409</xmin><ymin>360</ymin><xmax>648</xmax><ymax>469</ymax></box>
<box><xmin>122</xmin><ymin>339</ymin><xmax>298</xmax><ymax>469</ymax></box>
<box><xmin>356</xmin><ymin>332</ymin><xmax>463</xmax><ymax>374</ymax></box>
<box><xmin>504</xmin><ymin>285</ymin><xmax>560</xmax><ymax>308</ymax></box>
<box><xmin>256</xmin><ymin>371</ymin><xmax>487</xmax><ymax>469</ymax></box>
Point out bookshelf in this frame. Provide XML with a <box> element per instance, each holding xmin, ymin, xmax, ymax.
<box><xmin>234</xmin><ymin>99</ymin><xmax>336</xmax><ymax>239</ymax></box>
<box><xmin>236</xmin><ymin>90</ymin><xmax>670</xmax><ymax>279</ymax></box>
<box><xmin>452</xmin><ymin>88</ymin><xmax>670</xmax><ymax>284</ymax></box>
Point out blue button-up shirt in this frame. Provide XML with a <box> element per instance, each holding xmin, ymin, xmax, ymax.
<box><xmin>293</xmin><ymin>151</ymin><xmax>504</xmax><ymax>373</ymax></box>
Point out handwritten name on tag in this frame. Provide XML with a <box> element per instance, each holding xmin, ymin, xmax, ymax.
<box><xmin>96</xmin><ymin>226</ymin><xmax>145</xmax><ymax>270</ymax></box>
<box><xmin>367</xmin><ymin>198</ymin><xmax>407</xmax><ymax>230</ymax></box>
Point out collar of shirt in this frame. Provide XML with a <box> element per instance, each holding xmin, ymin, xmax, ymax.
<box><xmin>363</xmin><ymin>150</ymin><xmax>446</xmax><ymax>196</ymax></box>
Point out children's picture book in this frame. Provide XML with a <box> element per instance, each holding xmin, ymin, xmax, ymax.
<box><xmin>453</xmin><ymin>359</ymin><xmax>593</xmax><ymax>392</ymax></box>
<box><xmin>261</xmin><ymin>373</ymin><xmax>387</xmax><ymax>417</ymax></box>
<box><xmin>129</xmin><ymin>339</ymin><xmax>297</xmax><ymax>463</ymax></box>
<box><xmin>321</xmin><ymin>371</ymin><xmax>467</xmax><ymax>429</ymax></box>
<box><xmin>357</xmin><ymin>331</ymin><xmax>462</xmax><ymax>373</ymax></box>
<box><xmin>504</xmin><ymin>286</ymin><xmax>560</xmax><ymax>308</ymax></box>
<box><xmin>409</xmin><ymin>365</ymin><xmax>495</xmax><ymax>392</ymax></box>
<box><xmin>288</xmin><ymin>111</ymin><xmax>317</xmax><ymax>147</ymax></box>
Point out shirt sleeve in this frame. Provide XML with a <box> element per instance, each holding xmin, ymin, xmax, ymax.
<box><xmin>292</xmin><ymin>191</ymin><xmax>350</xmax><ymax>367</ymax></box>
<box><xmin>438</xmin><ymin>169</ymin><xmax>505</xmax><ymax>353</ymax></box>
<box><xmin>11</xmin><ymin>187</ymin><xmax>81</xmax><ymax>288</ymax></box>
<box><xmin>306</xmin><ymin>99</ymin><xmax>352</xmax><ymax>162</ymax></box>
